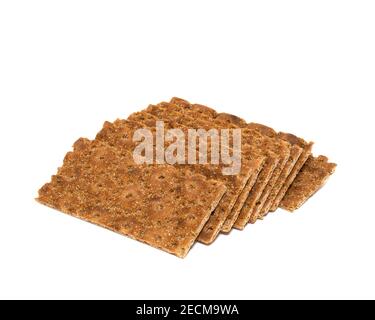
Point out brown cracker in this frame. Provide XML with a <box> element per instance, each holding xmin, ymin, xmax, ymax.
<box><xmin>229</xmin><ymin>164</ymin><xmax>263</xmax><ymax>227</ymax></box>
<box><xmin>127</xmin><ymin>110</ymin><xmax>263</xmax><ymax>241</ymax></box>
<box><xmin>280</xmin><ymin>155</ymin><xmax>337</xmax><ymax>211</ymax></box>
<box><xmin>137</xmin><ymin>107</ymin><xmax>268</xmax><ymax>232</ymax></box>
<box><xmin>216</xmin><ymin>116</ymin><xmax>291</xmax><ymax>223</ymax></box>
<box><xmin>144</xmin><ymin>102</ymin><xmax>282</xmax><ymax>231</ymax></box>
<box><xmin>245</xmin><ymin>123</ymin><xmax>304</xmax><ymax>217</ymax></box>
<box><xmin>38</xmin><ymin>138</ymin><xmax>226</xmax><ymax>258</ymax></box>
<box><xmin>158</xmin><ymin>102</ymin><xmax>280</xmax><ymax>229</ymax></box>
<box><xmin>169</xmin><ymin>99</ymin><xmax>319</xmax><ymax>219</ymax></box>
<box><xmin>270</xmin><ymin>133</ymin><xmax>314</xmax><ymax>211</ymax></box>
<box><xmin>167</xmin><ymin>99</ymin><xmax>289</xmax><ymax>228</ymax></box>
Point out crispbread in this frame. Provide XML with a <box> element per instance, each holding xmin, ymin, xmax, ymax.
<box><xmin>165</xmin><ymin>99</ymin><xmax>290</xmax><ymax>227</ymax></box>
<box><xmin>38</xmin><ymin>138</ymin><xmax>226</xmax><ymax>258</ymax></box>
<box><xmin>156</xmin><ymin>102</ymin><xmax>279</xmax><ymax>229</ymax></box>
<box><xmin>192</xmin><ymin>110</ymin><xmax>293</xmax><ymax>223</ymax></box>
<box><xmin>229</xmin><ymin>164</ymin><xmax>263</xmax><ymax>226</ymax></box>
<box><xmin>220</xmin><ymin>123</ymin><xmax>288</xmax><ymax>225</ymax></box>
<box><xmin>126</xmin><ymin>110</ymin><xmax>264</xmax><ymax>241</ymax></box>
<box><xmin>97</xmin><ymin>118</ymin><xmax>243</xmax><ymax>245</ymax></box>
<box><xmin>270</xmin><ymin>133</ymin><xmax>314</xmax><ymax>211</ymax></box>
<box><xmin>245</xmin><ymin>123</ymin><xmax>304</xmax><ymax>217</ymax></box>
<box><xmin>169</xmin><ymin>98</ymin><xmax>320</xmax><ymax>219</ymax></box>
<box><xmin>36</xmin><ymin>96</ymin><xmax>337</xmax><ymax>258</ymax></box>
<box><xmin>216</xmin><ymin>116</ymin><xmax>291</xmax><ymax>223</ymax></box>
<box><xmin>136</xmin><ymin>108</ymin><xmax>268</xmax><ymax>232</ymax></box>
<box><xmin>280</xmin><ymin>155</ymin><xmax>336</xmax><ymax>211</ymax></box>
<box><xmin>143</xmin><ymin>102</ymin><xmax>282</xmax><ymax>230</ymax></box>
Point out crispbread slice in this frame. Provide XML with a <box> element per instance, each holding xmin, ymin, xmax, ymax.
<box><xmin>216</xmin><ymin>114</ymin><xmax>291</xmax><ymax>224</ymax></box>
<box><xmin>126</xmin><ymin>111</ymin><xmax>263</xmax><ymax>241</ymax></box>
<box><xmin>186</xmin><ymin>105</ymin><xmax>313</xmax><ymax>214</ymax></box>
<box><xmin>134</xmin><ymin>107</ymin><xmax>268</xmax><ymax>232</ymax></box>
<box><xmin>96</xmin><ymin>118</ymin><xmax>242</xmax><ymax>245</ymax></box>
<box><xmin>245</xmin><ymin>123</ymin><xmax>304</xmax><ymax>217</ymax></box>
<box><xmin>157</xmin><ymin>102</ymin><xmax>280</xmax><ymax>229</ymax></box>
<box><xmin>38</xmin><ymin>138</ymin><xmax>226</xmax><ymax>258</ymax></box>
<box><xmin>234</xmin><ymin>155</ymin><xmax>278</xmax><ymax>228</ymax></box>
<box><xmin>270</xmin><ymin>133</ymin><xmax>314</xmax><ymax>211</ymax></box>
<box><xmin>280</xmin><ymin>155</ymin><xmax>336</xmax><ymax>211</ymax></box>
<box><xmin>230</xmin><ymin>164</ymin><xmax>263</xmax><ymax>226</ymax></box>
<box><xmin>144</xmin><ymin>102</ymin><xmax>282</xmax><ymax>230</ymax></box>
<box><xmin>168</xmin><ymin>98</ymin><xmax>319</xmax><ymax>219</ymax></box>
<box><xmin>165</xmin><ymin>99</ymin><xmax>289</xmax><ymax>227</ymax></box>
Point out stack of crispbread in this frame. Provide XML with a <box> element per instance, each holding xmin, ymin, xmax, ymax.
<box><xmin>37</xmin><ymin>98</ymin><xmax>336</xmax><ymax>258</ymax></box>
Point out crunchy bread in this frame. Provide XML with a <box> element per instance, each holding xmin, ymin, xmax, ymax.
<box><xmin>140</xmin><ymin>103</ymin><xmax>279</xmax><ymax>230</ymax></box>
<box><xmin>97</xmin><ymin>118</ymin><xmax>242</xmax><ymax>245</ymax></box>
<box><xmin>245</xmin><ymin>123</ymin><xmax>304</xmax><ymax>217</ymax></box>
<box><xmin>270</xmin><ymin>133</ymin><xmax>314</xmax><ymax>211</ymax></box>
<box><xmin>36</xmin><ymin>96</ymin><xmax>337</xmax><ymax>258</ymax></box>
<box><xmin>169</xmin><ymin>98</ymin><xmax>321</xmax><ymax>219</ymax></box>
<box><xmin>37</xmin><ymin>138</ymin><xmax>226</xmax><ymax>258</ymax></box>
<box><xmin>127</xmin><ymin>110</ymin><xmax>264</xmax><ymax>240</ymax></box>
<box><xmin>280</xmin><ymin>155</ymin><xmax>336</xmax><ymax>211</ymax></box>
<box><xmin>166</xmin><ymin>99</ymin><xmax>290</xmax><ymax>227</ymax></box>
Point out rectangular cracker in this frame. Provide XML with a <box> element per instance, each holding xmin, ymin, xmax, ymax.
<box><xmin>169</xmin><ymin>98</ymin><xmax>320</xmax><ymax>218</ymax></box>
<box><xmin>37</xmin><ymin>138</ymin><xmax>226</xmax><ymax>258</ymax></box>
<box><xmin>138</xmin><ymin>108</ymin><xmax>268</xmax><ymax>232</ymax></box>
<box><xmin>245</xmin><ymin>123</ymin><xmax>304</xmax><ymax>217</ymax></box>
<box><xmin>229</xmin><ymin>164</ymin><xmax>263</xmax><ymax>226</ymax></box>
<box><xmin>126</xmin><ymin>111</ymin><xmax>264</xmax><ymax>241</ymax></box>
<box><xmin>216</xmin><ymin>114</ymin><xmax>291</xmax><ymax>223</ymax></box>
<box><xmin>189</xmin><ymin>108</ymin><xmax>293</xmax><ymax>223</ymax></box>
<box><xmin>97</xmin><ymin>118</ymin><xmax>238</xmax><ymax>245</ymax></box>
<box><xmin>156</xmin><ymin>101</ymin><xmax>280</xmax><ymax>229</ymax></box>
<box><xmin>166</xmin><ymin>98</ymin><xmax>289</xmax><ymax>228</ymax></box>
<box><xmin>147</xmin><ymin>102</ymin><xmax>288</xmax><ymax>232</ymax></box>
<box><xmin>280</xmin><ymin>155</ymin><xmax>337</xmax><ymax>211</ymax></box>
<box><xmin>270</xmin><ymin>133</ymin><xmax>314</xmax><ymax>211</ymax></box>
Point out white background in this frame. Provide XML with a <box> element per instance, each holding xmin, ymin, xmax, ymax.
<box><xmin>1</xmin><ymin>1</ymin><xmax>374</xmax><ymax>300</ymax></box>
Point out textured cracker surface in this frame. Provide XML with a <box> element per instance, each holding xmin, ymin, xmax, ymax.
<box><xmin>246</xmin><ymin>123</ymin><xmax>304</xmax><ymax>217</ymax></box>
<box><xmin>131</xmin><ymin>113</ymin><xmax>255</xmax><ymax>243</ymax></box>
<box><xmin>280</xmin><ymin>155</ymin><xmax>336</xmax><ymax>211</ymax></box>
<box><xmin>243</xmin><ymin>123</ymin><xmax>290</xmax><ymax>222</ymax></box>
<box><xmin>97</xmin><ymin>117</ymin><xmax>239</xmax><ymax>245</ymax></box>
<box><xmin>165</xmin><ymin>100</ymin><xmax>281</xmax><ymax>228</ymax></box>
<box><xmin>168</xmin><ymin>99</ymin><xmax>289</xmax><ymax>227</ymax></box>
<box><xmin>142</xmin><ymin>102</ymin><xmax>275</xmax><ymax>231</ymax></box>
<box><xmin>38</xmin><ymin>138</ymin><xmax>226</xmax><ymax>258</ymax></box>
<box><xmin>229</xmin><ymin>165</ymin><xmax>263</xmax><ymax>229</ymax></box>
<box><xmin>36</xmin><ymin>97</ymin><xmax>337</xmax><ymax>258</ymax></box>
<box><xmin>128</xmin><ymin>108</ymin><xmax>263</xmax><ymax>240</ymax></box>
<box><xmin>270</xmin><ymin>134</ymin><xmax>314</xmax><ymax>211</ymax></box>
<box><xmin>144</xmin><ymin>107</ymin><xmax>267</xmax><ymax>231</ymax></box>
<box><xmin>165</xmin><ymin>102</ymin><xmax>277</xmax><ymax>228</ymax></box>
<box><xmin>201</xmin><ymin>116</ymin><xmax>292</xmax><ymax>223</ymax></box>
<box><xmin>169</xmin><ymin>98</ymin><xmax>327</xmax><ymax>220</ymax></box>
<box><xmin>262</xmin><ymin>144</ymin><xmax>303</xmax><ymax>213</ymax></box>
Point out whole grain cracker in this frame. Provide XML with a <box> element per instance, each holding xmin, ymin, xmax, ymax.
<box><xmin>144</xmin><ymin>102</ymin><xmax>282</xmax><ymax>230</ymax></box>
<box><xmin>165</xmin><ymin>99</ymin><xmax>288</xmax><ymax>227</ymax></box>
<box><xmin>245</xmin><ymin>123</ymin><xmax>304</xmax><ymax>217</ymax></box>
<box><xmin>126</xmin><ymin>111</ymin><xmax>263</xmax><ymax>241</ymax></box>
<box><xmin>216</xmin><ymin>114</ymin><xmax>291</xmax><ymax>224</ymax></box>
<box><xmin>270</xmin><ymin>133</ymin><xmax>314</xmax><ymax>211</ymax></box>
<box><xmin>96</xmin><ymin>118</ymin><xmax>238</xmax><ymax>246</ymax></box>
<box><xmin>38</xmin><ymin>138</ymin><xmax>226</xmax><ymax>258</ymax></box>
<box><xmin>134</xmin><ymin>107</ymin><xmax>267</xmax><ymax>231</ymax></box>
<box><xmin>157</xmin><ymin>102</ymin><xmax>280</xmax><ymax>229</ymax></box>
<box><xmin>280</xmin><ymin>155</ymin><xmax>336</xmax><ymax>211</ymax></box>
<box><xmin>169</xmin><ymin>99</ymin><xmax>317</xmax><ymax>219</ymax></box>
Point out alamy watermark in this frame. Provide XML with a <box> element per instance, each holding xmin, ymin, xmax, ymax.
<box><xmin>132</xmin><ymin>121</ymin><xmax>242</xmax><ymax>175</ymax></box>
